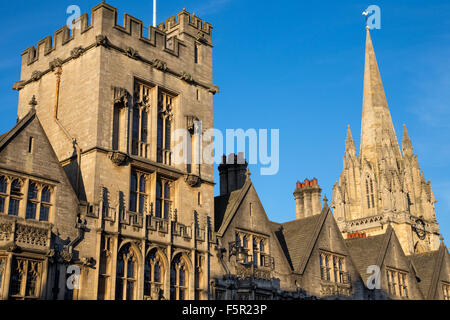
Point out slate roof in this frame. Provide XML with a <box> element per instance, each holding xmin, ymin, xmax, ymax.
<box><xmin>273</xmin><ymin>215</ymin><xmax>323</xmax><ymax>272</ymax></box>
<box><xmin>344</xmin><ymin>233</ymin><xmax>387</xmax><ymax>283</ymax></box>
<box><xmin>408</xmin><ymin>250</ymin><xmax>439</xmax><ymax>298</ymax></box>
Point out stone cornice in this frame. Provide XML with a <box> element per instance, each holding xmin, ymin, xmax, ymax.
<box><xmin>13</xmin><ymin>36</ymin><xmax>219</xmax><ymax>95</ymax></box>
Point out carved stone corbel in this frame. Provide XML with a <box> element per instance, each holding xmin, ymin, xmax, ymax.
<box><xmin>108</xmin><ymin>151</ymin><xmax>129</xmax><ymax>167</ymax></box>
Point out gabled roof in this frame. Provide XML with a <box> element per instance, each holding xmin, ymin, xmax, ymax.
<box><xmin>0</xmin><ymin>110</ymin><xmax>36</xmax><ymax>151</ymax></box>
<box><xmin>216</xmin><ymin>179</ymin><xmax>253</xmax><ymax>236</ymax></box>
<box><xmin>344</xmin><ymin>226</ymin><xmax>394</xmax><ymax>283</ymax></box>
<box><xmin>272</xmin><ymin>206</ymin><xmax>331</xmax><ymax>274</ymax></box>
<box><xmin>408</xmin><ymin>243</ymin><xmax>448</xmax><ymax>299</ymax></box>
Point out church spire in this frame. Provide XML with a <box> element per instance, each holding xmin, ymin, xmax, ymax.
<box><xmin>360</xmin><ymin>27</ymin><xmax>401</xmax><ymax>163</ymax></box>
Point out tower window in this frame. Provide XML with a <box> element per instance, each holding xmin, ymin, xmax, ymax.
<box><xmin>366</xmin><ymin>176</ymin><xmax>375</xmax><ymax>209</ymax></box>
<box><xmin>194</xmin><ymin>43</ymin><xmax>199</xmax><ymax>64</ymax></box>
<box><xmin>131</xmin><ymin>83</ymin><xmax>152</xmax><ymax>158</ymax></box>
<box><xmin>155</xmin><ymin>177</ymin><xmax>172</xmax><ymax>219</ymax></box>
<box><xmin>157</xmin><ymin>91</ymin><xmax>174</xmax><ymax>165</ymax></box>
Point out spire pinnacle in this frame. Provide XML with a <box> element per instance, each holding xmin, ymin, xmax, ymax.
<box><xmin>402</xmin><ymin>124</ymin><xmax>413</xmax><ymax>156</ymax></box>
<box><xmin>345</xmin><ymin>125</ymin><xmax>356</xmax><ymax>156</ymax></box>
<box><xmin>360</xmin><ymin>28</ymin><xmax>401</xmax><ymax>163</ymax></box>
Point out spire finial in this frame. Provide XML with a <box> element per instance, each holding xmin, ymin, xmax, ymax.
<box><xmin>245</xmin><ymin>169</ymin><xmax>252</xmax><ymax>180</ymax></box>
<box><xmin>323</xmin><ymin>195</ymin><xmax>329</xmax><ymax>207</ymax></box>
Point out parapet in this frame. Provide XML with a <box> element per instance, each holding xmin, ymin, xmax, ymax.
<box><xmin>20</xmin><ymin>2</ymin><xmax>213</xmax><ymax>69</ymax></box>
<box><xmin>159</xmin><ymin>10</ymin><xmax>213</xmax><ymax>45</ymax></box>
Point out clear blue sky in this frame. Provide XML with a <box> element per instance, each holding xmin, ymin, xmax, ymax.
<box><xmin>0</xmin><ymin>0</ymin><xmax>449</xmax><ymax>241</ymax></box>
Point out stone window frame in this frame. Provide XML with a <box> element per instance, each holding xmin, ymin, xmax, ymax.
<box><xmin>25</xmin><ymin>181</ymin><xmax>53</xmax><ymax>221</ymax></box>
<box><xmin>129</xmin><ymin>169</ymin><xmax>151</xmax><ymax>215</ymax></box>
<box><xmin>155</xmin><ymin>176</ymin><xmax>173</xmax><ymax>220</ymax></box>
<box><xmin>132</xmin><ymin>82</ymin><xmax>153</xmax><ymax>158</ymax></box>
<box><xmin>0</xmin><ymin>173</ymin><xmax>55</xmax><ymax>222</ymax></box>
<box><xmin>157</xmin><ymin>90</ymin><xmax>175</xmax><ymax>165</ymax></box>
<box><xmin>9</xmin><ymin>257</ymin><xmax>43</xmax><ymax>300</ymax></box>
<box><xmin>442</xmin><ymin>281</ymin><xmax>450</xmax><ymax>300</ymax></box>
<box><xmin>320</xmin><ymin>251</ymin><xmax>347</xmax><ymax>284</ymax></box>
<box><xmin>365</xmin><ymin>175</ymin><xmax>375</xmax><ymax>209</ymax></box>
<box><xmin>386</xmin><ymin>267</ymin><xmax>409</xmax><ymax>298</ymax></box>
<box><xmin>0</xmin><ymin>175</ymin><xmax>8</xmax><ymax>214</ymax></box>
<box><xmin>170</xmin><ymin>253</ymin><xmax>189</xmax><ymax>300</ymax></box>
<box><xmin>98</xmin><ymin>235</ymin><xmax>113</xmax><ymax>300</ymax></box>
<box><xmin>235</xmin><ymin>231</ymin><xmax>270</xmax><ymax>268</ymax></box>
<box><xmin>115</xmin><ymin>243</ymin><xmax>139</xmax><ymax>300</ymax></box>
<box><xmin>144</xmin><ymin>248</ymin><xmax>165</xmax><ymax>300</ymax></box>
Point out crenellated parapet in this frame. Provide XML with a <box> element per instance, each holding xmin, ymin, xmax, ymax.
<box><xmin>159</xmin><ymin>9</ymin><xmax>213</xmax><ymax>45</ymax></box>
<box><xmin>17</xmin><ymin>2</ymin><xmax>216</xmax><ymax>91</ymax></box>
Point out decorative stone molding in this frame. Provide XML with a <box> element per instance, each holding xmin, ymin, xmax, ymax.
<box><xmin>112</xmin><ymin>87</ymin><xmax>129</xmax><ymax>108</ymax></box>
<box><xmin>49</xmin><ymin>58</ymin><xmax>63</xmax><ymax>71</ymax></box>
<box><xmin>185</xmin><ymin>174</ymin><xmax>201</xmax><ymax>188</ymax></box>
<box><xmin>108</xmin><ymin>151</ymin><xmax>129</xmax><ymax>166</ymax></box>
<box><xmin>180</xmin><ymin>72</ymin><xmax>194</xmax><ymax>83</ymax></box>
<box><xmin>15</xmin><ymin>224</ymin><xmax>48</xmax><ymax>247</ymax></box>
<box><xmin>208</xmin><ymin>85</ymin><xmax>220</xmax><ymax>95</ymax></box>
<box><xmin>152</xmin><ymin>59</ymin><xmax>168</xmax><ymax>71</ymax></box>
<box><xmin>30</xmin><ymin>71</ymin><xmax>43</xmax><ymax>82</ymax></box>
<box><xmin>126</xmin><ymin>47</ymin><xmax>139</xmax><ymax>59</ymax></box>
<box><xmin>70</xmin><ymin>46</ymin><xmax>85</xmax><ymax>59</ymax></box>
<box><xmin>95</xmin><ymin>34</ymin><xmax>109</xmax><ymax>47</ymax></box>
<box><xmin>0</xmin><ymin>222</ymin><xmax>12</xmax><ymax>241</ymax></box>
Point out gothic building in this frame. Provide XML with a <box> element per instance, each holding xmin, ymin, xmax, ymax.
<box><xmin>0</xmin><ymin>3</ymin><xmax>449</xmax><ymax>300</ymax></box>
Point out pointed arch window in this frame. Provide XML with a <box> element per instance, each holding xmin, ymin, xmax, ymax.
<box><xmin>170</xmin><ymin>254</ymin><xmax>189</xmax><ymax>300</ymax></box>
<box><xmin>98</xmin><ymin>235</ymin><xmax>112</xmax><ymax>300</ymax></box>
<box><xmin>366</xmin><ymin>176</ymin><xmax>375</xmax><ymax>209</ymax></box>
<box><xmin>116</xmin><ymin>244</ymin><xmax>138</xmax><ymax>300</ymax></box>
<box><xmin>144</xmin><ymin>249</ymin><xmax>165</xmax><ymax>300</ymax></box>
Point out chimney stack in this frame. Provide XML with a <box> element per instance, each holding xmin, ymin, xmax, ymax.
<box><xmin>293</xmin><ymin>178</ymin><xmax>322</xmax><ymax>219</ymax></box>
<box><xmin>218</xmin><ymin>153</ymin><xmax>248</xmax><ymax>196</ymax></box>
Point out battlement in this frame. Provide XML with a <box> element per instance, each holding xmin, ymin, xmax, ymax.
<box><xmin>159</xmin><ymin>9</ymin><xmax>213</xmax><ymax>44</ymax></box>
<box><xmin>19</xmin><ymin>2</ymin><xmax>214</xmax><ymax>82</ymax></box>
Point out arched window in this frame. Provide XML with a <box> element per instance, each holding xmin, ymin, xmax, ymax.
<box><xmin>98</xmin><ymin>236</ymin><xmax>112</xmax><ymax>300</ymax></box>
<box><xmin>8</xmin><ymin>180</ymin><xmax>22</xmax><ymax>216</ymax></box>
<box><xmin>242</xmin><ymin>236</ymin><xmax>248</xmax><ymax>263</ymax></box>
<box><xmin>115</xmin><ymin>244</ymin><xmax>138</xmax><ymax>300</ymax></box>
<box><xmin>235</xmin><ymin>234</ymin><xmax>241</xmax><ymax>248</ymax></box>
<box><xmin>366</xmin><ymin>176</ymin><xmax>375</xmax><ymax>209</ymax></box>
<box><xmin>144</xmin><ymin>249</ymin><xmax>165</xmax><ymax>300</ymax></box>
<box><xmin>157</xmin><ymin>91</ymin><xmax>174</xmax><ymax>165</ymax></box>
<box><xmin>0</xmin><ymin>176</ymin><xmax>7</xmax><ymax>214</ymax></box>
<box><xmin>9</xmin><ymin>258</ymin><xmax>41</xmax><ymax>299</ymax></box>
<box><xmin>170</xmin><ymin>254</ymin><xmax>188</xmax><ymax>300</ymax></box>
<box><xmin>156</xmin><ymin>178</ymin><xmax>172</xmax><ymax>219</ymax></box>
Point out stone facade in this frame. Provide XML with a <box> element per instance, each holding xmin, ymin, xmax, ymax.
<box><xmin>0</xmin><ymin>3</ymin><xmax>448</xmax><ymax>301</ymax></box>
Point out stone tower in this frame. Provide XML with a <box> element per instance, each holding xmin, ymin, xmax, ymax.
<box><xmin>12</xmin><ymin>2</ymin><xmax>218</xmax><ymax>300</ymax></box>
<box><xmin>331</xmin><ymin>27</ymin><xmax>441</xmax><ymax>256</ymax></box>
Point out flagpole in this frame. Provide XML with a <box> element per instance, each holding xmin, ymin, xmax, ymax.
<box><xmin>153</xmin><ymin>0</ymin><xmax>157</xmax><ymax>27</ymax></box>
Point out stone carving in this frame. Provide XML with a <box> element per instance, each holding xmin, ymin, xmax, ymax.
<box><xmin>49</xmin><ymin>58</ymin><xmax>63</xmax><ymax>71</ymax></box>
<box><xmin>70</xmin><ymin>46</ymin><xmax>85</xmax><ymax>59</ymax></box>
<box><xmin>126</xmin><ymin>47</ymin><xmax>139</xmax><ymax>59</ymax></box>
<box><xmin>152</xmin><ymin>59</ymin><xmax>168</xmax><ymax>71</ymax></box>
<box><xmin>112</xmin><ymin>87</ymin><xmax>129</xmax><ymax>108</ymax></box>
<box><xmin>15</xmin><ymin>224</ymin><xmax>48</xmax><ymax>247</ymax></box>
<box><xmin>180</xmin><ymin>72</ymin><xmax>194</xmax><ymax>83</ymax></box>
<box><xmin>0</xmin><ymin>222</ymin><xmax>12</xmax><ymax>241</ymax></box>
<box><xmin>96</xmin><ymin>34</ymin><xmax>109</xmax><ymax>47</ymax></box>
<box><xmin>108</xmin><ymin>151</ymin><xmax>129</xmax><ymax>166</ymax></box>
<box><xmin>30</xmin><ymin>71</ymin><xmax>43</xmax><ymax>82</ymax></box>
<box><xmin>185</xmin><ymin>174</ymin><xmax>201</xmax><ymax>188</ymax></box>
